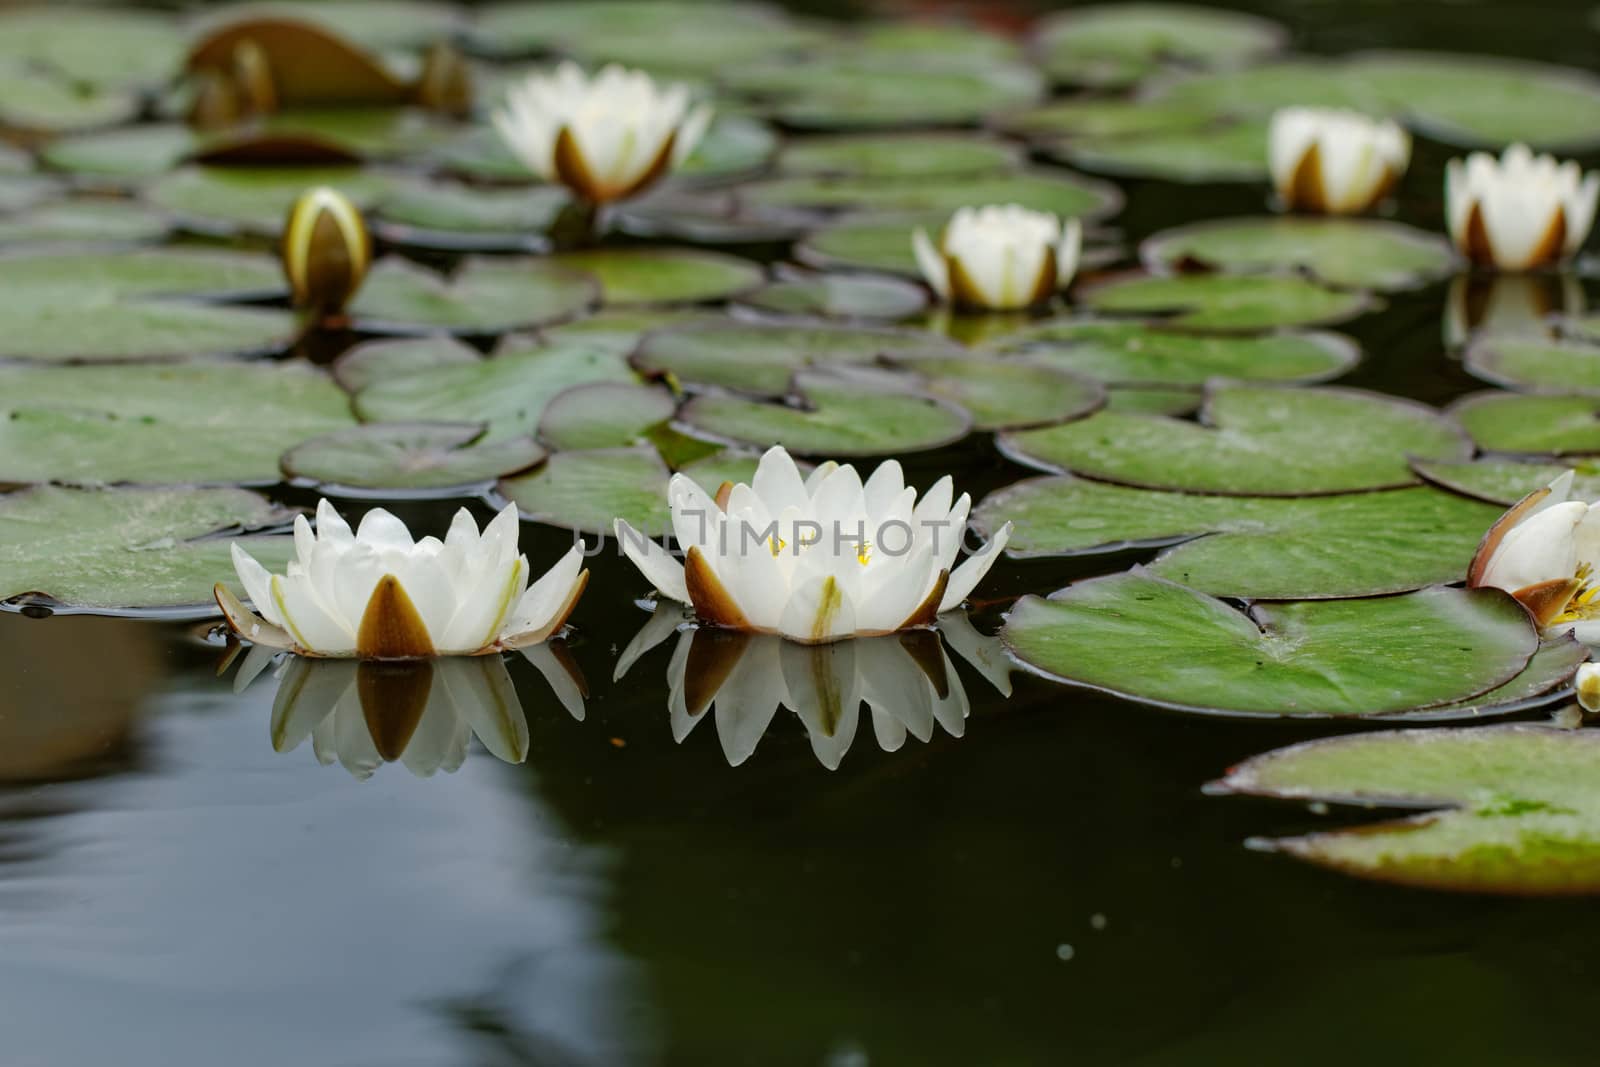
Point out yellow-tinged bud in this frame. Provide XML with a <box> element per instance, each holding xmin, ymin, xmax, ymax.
<box><xmin>281</xmin><ymin>186</ymin><xmax>371</xmax><ymax>317</ymax></box>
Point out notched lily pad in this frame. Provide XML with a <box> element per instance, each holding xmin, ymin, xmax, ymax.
<box><xmin>349</xmin><ymin>256</ymin><xmax>598</xmax><ymax>334</ymax></box>
<box><xmin>1211</xmin><ymin>724</ymin><xmax>1600</xmax><ymax>893</ymax></box>
<box><xmin>1003</xmin><ymin>573</ymin><xmax>1538</xmax><ymax>718</ymax></box>
<box><xmin>370</xmin><ymin>178</ymin><xmax>565</xmax><ymax>250</ymax></box>
<box><xmin>1142</xmin><ymin>217</ymin><xmax>1456</xmax><ymax>291</ymax></box>
<box><xmin>548</xmin><ymin>247</ymin><xmax>764</xmax><ymax>307</ymax></box>
<box><xmin>1080</xmin><ymin>272</ymin><xmax>1373</xmax><ymax>330</ymax></box>
<box><xmin>0</xmin><ymin>485</ymin><xmax>291</xmax><ymax>614</ymax></box>
<box><xmin>883</xmin><ymin>353</ymin><xmax>1105</xmax><ymax>432</ymax></box>
<box><xmin>975</xmin><ymin>476</ymin><xmax>1502</xmax><ymax>599</ymax></box>
<box><xmin>331</xmin><ymin>334</ymin><xmax>481</xmax><ymax>393</ymax></box>
<box><xmin>1411</xmin><ymin>457</ymin><xmax>1600</xmax><ymax>506</ymax></box>
<box><xmin>281</xmin><ymin>422</ymin><xmax>547</xmax><ymax>495</ymax></box>
<box><xmin>1000</xmin><ymin>384</ymin><xmax>1468</xmax><ymax>495</ymax></box>
<box><xmin>1450</xmin><ymin>392</ymin><xmax>1600</xmax><ymax>456</ymax></box>
<box><xmin>537</xmin><ymin>382</ymin><xmax>677</xmax><ymax>451</ymax></box>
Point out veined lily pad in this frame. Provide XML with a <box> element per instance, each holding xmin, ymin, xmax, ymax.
<box><xmin>740</xmin><ymin>273</ymin><xmax>928</xmax><ymax>321</ymax></box>
<box><xmin>1426</xmin><ymin>638</ymin><xmax>1591</xmax><ymax>718</ymax></box>
<box><xmin>372</xmin><ymin>179</ymin><xmax>565</xmax><ymax>249</ymax></box>
<box><xmin>549</xmin><ymin>248</ymin><xmax>763</xmax><ymax>307</ymax></box>
<box><xmin>1464</xmin><ymin>337</ymin><xmax>1600</xmax><ymax>395</ymax></box>
<box><xmin>974</xmin><ymin>476</ymin><xmax>1502</xmax><ymax>599</ymax></box>
<box><xmin>994</xmin><ymin>320</ymin><xmax>1358</xmax><ymax>387</ymax></box>
<box><xmin>0</xmin><ymin>7</ymin><xmax>183</xmax><ymax>88</ymax></box>
<box><xmin>1143</xmin><ymin>217</ymin><xmax>1456</xmax><ymax>291</ymax></box>
<box><xmin>0</xmin><ymin>199</ymin><xmax>170</xmax><ymax>246</ymax></box>
<box><xmin>1450</xmin><ymin>392</ymin><xmax>1600</xmax><ymax>456</ymax></box>
<box><xmin>498</xmin><ymin>445</ymin><xmax>670</xmax><ymax>536</ymax></box>
<box><xmin>537</xmin><ymin>383</ymin><xmax>677</xmax><ymax>451</ymax></box>
<box><xmin>778</xmin><ymin>134</ymin><xmax>1022</xmax><ymax>180</ymax></box>
<box><xmin>331</xmin><ymin>335</ymin><xmax>481</xmax><ymax>392</ymax></box>
<box><xmin>0</xmin><ymin>362</ymin><xmax>356</xmax><ymax>485</ymax></box>
<box><xmin>1079</xmin><ymin>272</ymin><xmax>1374</xmax><ymax>330</ymax></box>
<box><xmin>0</xmin><ymin>485</ymin><xmax>291</xmax><ymax>613</ymax></box>
<box><xmin>883</xmin><ymin>353</ymin><xmax>1105</xmax><ymax>432</ymax></box>
<box><xmin>1411</xmin><ymin>457</ymin><xmax>1600</xmax><ymax>506</ymax></box>
<box><xmin>349</xmin><ymin>257</ymin><xmax>598</xmax><ymax>334</ymax></box>
<box><xmin>37</xmin><ymin>125</ymin><xmax>196</xmax><ymax>180</ymax></box>
<box><xmin>1031</xmin><ymin>3</ymin><xmax>1286</xmax><ymax>88</ymax></box>
<box><xmin>1003</xmin><ymin>574</ymin><xmax>1537</xmax><ymax>718</ymax></box>
<box><xmin>999</xmin><ymin>384</ymin><xmax>1469</xmax><ymax>495</ymax></box>
<box><xmin>353</xmin><ymin>336</ymin><xmax>635</xmax><ymax>440</ymax></box>
<box><xmin>1210</xmin><ymin>724</ymin><xmax>1600</xmax><ymax>893</ymax></box>
<box><xmin>740</xmin><ymin>169</ymin><xmax>1121</xmax><ymax>223</ymax></box>
<box><xmin>632</xmin><ymin>320</ymin><xmax>953</xmax><ymax>398</ymax></box>
<box><xmin>145</xmin><ymin>165</ymin><xmax>396</xmax><ymax>236</ymax></box>
<box><xmin>676</xmin><ymin>372</ymin><xmax>971</xmax><ymax>457</ymax></box>
<box><xmin>1045</xmin><ymin>119</ymin><xmax>1269</xmax><ymax>183</ymax></box>
<box><xmin>281</xmin><ymin>422</ymin><xmax>546</xmax><ymax>495</ymax></box>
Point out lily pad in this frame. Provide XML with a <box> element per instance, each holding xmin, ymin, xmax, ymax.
<box><xmin>371</xmin><ymin>179</ymin><xmax>565</xmax><ymax>250</ymax></box>
<box><xmin>1143</xmin><ymin>59</ymin><xmax>1381</xmax><ymax>119</ymax></box>
<box><xmin>1450</xmin><ymin>392</ymin><xmax>1600</xmax><ymax>456</ymax></box>
<box><xmin>1079</xmin><ymin>272</ymin><xmax>1374</xmax><ymax>331</ymax></box>
<box><xmin>739</xmin><ymin>273</ymin><xmax>928</xmax><ymax>321</ymax></box>
<box><xmin>883</xmin><ymin>353</ymin><xmax>1105</xmax><ymax>432</ymax></box>
<box><xmin>330</xmin><ymin>335</ymin><xmax>481</xmax><ymax>392</ymax></box>
<box><xmin>0</xmin><ymin>485</ymin><xmax>291</xmax><ymax>613</ymax></box>
<box><xmin>994</xmin><ymin>96</ymin><xmax>1218</xmax><ymax>140</ymax></box>
<box><xmin>1464</xmin><ymin>337</ymin><xmax>1600</xmax><ymax>395</ymax></box>
<box><xmin>0</xmin><ymin>7</ymin><xmax>183</xmax><ymax>88</ymax></box>
<box><xmin>676</xmin><ymin>372</ymin><xmax>971</xmax><ymax>457</ymax></box>
<box><xmin>1032</xmin><ymin>3</ymin><xmax>1286</xmax><ymax>88</ymax></box>
<box><xmin>1142</xmin><ymin>217</ymin><xmax>1456</xmax><ymax>291</ymax></box>
<box><xmin>1001</xmin><ymin>384</ymin><xmax>1467</xmax><ymax>495</ymax></box>
<box><xmin>541</xmin><ymin>308</ymin><xmax>713</xmax><ymax>358</ymax></box>
<box><xmin>281</xmin><ymin>422</ymin><xmax>547</xmax><ymax>495</ymax></box>
<box><xmin>536</xmin><ymin>383</ymin><xmax>677</xmax><ymax>451</ymax></box>
<box><xmin>994</xmin><ymin>320</ymin><xmax>1359</xmax><ymax>387</ymax></box>
<box><xmin>796</xmin><ymin>219</ymin><xmax>934</xmax><ymax>277</ymax></box>
<box><xmin>195</xmin><ymin>108</ymin><xmax>458</xmax><ymax>163</ymax></box>
<box><xmin>974</xmin><ymin>475</ymin><xmax>1502</xmax><ymax>599</ymax></box>
<box><xmin>1104</xmin><ymin>387</ymin><xmax>1201</xmax><ymax>416</ymax></box>
<box><xmin>726</xmin><ymin>59</ymin><xmax>1044</xmax><ymax>129</ymax></box>
<box><xmin>193</xmin><ymin>1</ymin><xmax>465</xmax><ymax>52</ymax></box>
<box><xmin>0</xmin><ymin>199</ymin><xmax>170</xmax><ymax>246</ymax></box>
<box><xmin>37</xmin><ymin>125</ymin><xmax>196</xmax><ymax>180</ymax></box>
<box><xmin>778</xmin><ymin>134</ymin><xmax>1021</xmax><ymax>180</ymax></box>
<box><xmin>1411</xmin><ymin>457</ymin><xmax>1600</xmax><ymax>506</ymax></box>
<box><xmin>741</xmin><ymin>169</ymin><xmax>1121</xmax><ymax>224</ymax></box>
<box><xmin>1044</xmin><ymin>118</ymin><xmax>1269</xmax><ymax>183</ymax></box>
<box><xmin>498</xmin><ymin>445</ymin><xmax>670</xmax><ymax>536</ymax></box>
<box><xmin>349</xmin><ymin>257</ymin><xmax>598</xmax><ymax>334</ymax></box>
<box><xmin>145</xmin><ymin>165</ymin><xmax>396</xmax><ymax>236</ymax></box>
<box><xmin>632</xmin><ymin>320</ymin><xmax>953</xmax><ymax>398</ymax></box>
<box><xmin>0</xmin><ymin>361</ymin><xmax>356</xmax><ymax>485</ymax></box>
<box><xmin>549</xmin><ymin>248</ymin><xmax>763</xmax><ymax>307</ymax></box>
<box><xmin>0</xmin><ymin>70</ymin><xmax>140</xmax><ymax>133</ymax></box>
<box><xmin>1003</xmin><ymin>573</ymin><xmax>1537</xmax><ymax>718</ymax></box>
<box><xmin>353</xmin><ymin>336</ymin><xmax>636</xmax><ymax>440</ymax></box>
<box><xmin>1210</xmin><ymin>724</ymin><xmax>1600</xmax><ymax>893</ymax></box>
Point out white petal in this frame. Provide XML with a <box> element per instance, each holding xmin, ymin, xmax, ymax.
<box><xmin>501</xmin><ymin>545</ymin><xmax>584</xmax><ymax>643</ymax></box>
<box><xmin>230</xmin><ymin>542</ymin><xmax>283</xmax><ymax>627</ymax></box>
<box><xmin>939</xmin><ymin>521</ymin><xmax>1011</xmax><ymax>613</ymax></box>
<box><xmin>912</xmin><ymin>228</ymin><xmax>951</xmax><ymax>300</ymax></box>
<box><xmin>1479</xmin><ymin>501</ymin><xmax>1586</xmax><ymax>592</ymax></box>
<box><xmin>616</xmin><ymin>518</ymin><xmax>689</xmax><ymax>604</ymax></box>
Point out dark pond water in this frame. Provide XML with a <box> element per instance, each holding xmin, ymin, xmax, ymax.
<box><xmin>6</xmin><ymin>1</ymin><xmax>1600</xmax><ymax>1065</ymax></box>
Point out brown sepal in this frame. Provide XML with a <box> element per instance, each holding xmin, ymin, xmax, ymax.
<box><xmin>896</xmin><ymin>569</ymin><xmax>950</xmax><ymax>631</ymax></box>
<box><xmin>683</xmin><ymin>628</ymin><xmax>752</xmax><ymax>717</ymax></box>
<box><xmin>685</xmin><ymin>547</ymin><xmax>753</xmax><ymax>629</ymax></box>
<box><xmin>1467</xmin><ymin>486</ymin><xmax>1553</xmax><ymax>588</ymax></box>
<box><xmin>356</xmin><ymin>574</ymin><xmax>437</xmax><ymax>659</ymax></box>
<box><xmin>1511</xmin><ymin>577</ymin><xmax>1584</xmax><ymax>629</ymax></box>
<box><xmin>356</xmin><ymin>660</ymin><xmax>433</xmax><ymax>760</ymax></box>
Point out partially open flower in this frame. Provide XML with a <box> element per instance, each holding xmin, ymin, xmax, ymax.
<box><xmin>913</xmin><ymin>205</ymin><xmax>1080</xmax><ymax>311</ymax></box>
<box><xmin>614</xmin><ymin>446</ymin><xmax>1011</xmax><ymax>644</ymax></box>
<box><xmin>217</xmin><ymin>500</ymin><xmax>589</xmax><ymax>658</ymax></box>
<box><xmin>1468</xmin><ymin>470</ymin><xmax>1600</xmax><ymax>639</ymax></box>
<box><xmin>281</xmin><ymin>186</ymin><xmax>371</xmax><ymax>316</ymax></box>
<box><xmin>1446</xmin><ymin>144</ymin><xmax>1600</xmax><ymax>271</ymax></box>
<box><xmin>492</xmin><ymin>62</ymin><xmax>712</xmax><ymax>204</ymax></box>
<box><xmin>1269</xmin><ymin>107</ymin><xmax>1410</xmax><ymax>214</ymax></box>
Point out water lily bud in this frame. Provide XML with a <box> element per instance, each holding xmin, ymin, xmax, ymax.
<box><xmin>912</xmin><ymin>205</ymin><xmax>1080</xmax><ymax>311</ymax></box>
<box><xmin>1577</xmin><ymin>663</ymin><xmax>1600</xmax><ymax>713</ymax></box>
<box><xmin>281</xmin><ymin>186</ymin><xmax>371</xmax><ymax>316</ymax></box>
<box><xmin>1269</xmin><ymin>107</ymin><xmax>1410</xmax><ymax>214</ymax></box>
<box><xmin>414</xmin><ymin>40</ymin><xmax>472</xmax><ymax>117</ymax></box>
<box><xmin>492</xmin><ymin>61</ymin><xmax>713</xmax><ymax>204</ymax></box>
<box><xmin>231</xmin><ymin>38</ymin><xmax>277</xmax><ymax>117</ymax></box>
<box><xmin>1446</xmin><ymin>144</ymin><xmax>1600</xmax><ymax>271</ymax></box>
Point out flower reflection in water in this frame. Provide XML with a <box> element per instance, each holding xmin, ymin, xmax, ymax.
<box><xmin>616</xmin><ymin>606</ymin><xmax>1013</xmax><ymax>769</ymax></box>
<box><xmin>231</xmin><ymin>644</ymin><xmax>586</xmax><ymax>780</ymax></box>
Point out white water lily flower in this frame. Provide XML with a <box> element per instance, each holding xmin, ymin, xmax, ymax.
<box><xmin>492</xmin><ymin>61</ymin><xmax>712</xmax><ymax>204</ymax></box>
<box><xmin>1268</xmin><ymin>107</ymin><xmax>1410</xmax><ymax>214</ymax></box>
<box><xmin>614</xmin><ymin>446</ymin><xmax>1012</xmax><ymax>644</ymax></box>
<box><xmin>913</xmin><ymin>204</ymin><xmax>1081</xmax><ymax>311</ymax></box>
<box><xmin>217</xmin><ymin>500</ymin><xmax>589</xmax><ymax>659</ymax></box>
<box><xmin>1468</xmin><ymin>470</ymin><xmax>1600</xmax><ymax>640</ymax></box>
<box><xmin>1446</xmin><ymin>144</ymin><xmax>1600</xmax><ymax>271</ymax></box>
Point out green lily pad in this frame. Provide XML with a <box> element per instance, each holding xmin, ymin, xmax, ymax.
<box><xmin>354</xmin><ymin>335</ymin><xmax>635</xmax><ymax>440</ymax></box>
<box><xmin>676</xmin><ymin>372</ymin><xmax>971</xmax><ymax>457</ymax></box>
<box><xmin>331</xmin><ymin>335</ymin><xmax>481</xmax><ymax>392</ymax></box>
<box><xmin>145</xmin><ymin>165</ymin><xmax>396</xmax><ymax>236</ymax></box>
<box><xmin>372</xmin><ymin>178</ymin><xmax>566</xmax><ymax>249</ymax></box>
<box><xmin>777</xmin><ymin>134</ymin><xmax>1022</xmax><ymax>180</ymax></box>
<box><xmin>541</xmin><ymin>308</ymin><xmax>713</xmax><ymax>358</ymax></box>
<box><xmin>37</xmin><ymin>124</ymin><xmax>196</xmax><ymax>180</ymax></box>
<box><xmin>1143</xmin><ymin>59</ymin><xmax>1380</xmax><ymax>119</ymax></box>
<box><xmin>725</xmin><ymin>59</ymin><xmax>1044</xmax><ymax>129</ymax></box>
<box><xmin>1044</xmin><ymin>118</ymin><xmax>1269</xmax><ymax>183</ymax></box>
<box><xmin>1079</xmin><ymin>272</ymin><xmax>1374</xmax><ymax>331</ymax></box>
<box><xmin>0</xmin><ymin>173</ymin><xmax>60</xmax><ymax>213</ymax></box>
<box><xmin>193</xmin><ymin>1</ymin><xmax>464</xmax><ymax>52</ymax></box>
<box><xmin>498</xmin><ymin>445</ymin><xmax>670</xmax><ymax>535</ymax></box>
<box><xmin>1143</xmin><ymin>217</ymin><xmax>1456</xmax><ymax>291</ymax></box>
<box><xmin>740</xmin><ymin>169</ymin><xmax>1121</xmax><ymax>223</ymax></box>
<box><xmin>994</xmin><ymin>320</ymin><xmax>1359</xmax><ymax>388</ymax></box>
<box><xmin>1426</xmin><ymin>638</ymin><xmax>1591</xmax><ymax>718</ymax></box>
<box><xmin>632</xmin><ymin>320</ymin><xmax>952</xmax><ymax>398</ymax></box>
<box><xmin>1450</xmin><ymin>392</ymin><xmax>1600</xmax><ymax>456</ymax></box>
<box><xmin>999</xmin><ymin>384</ymin><xmax>1469</xmax><ymax>495</ymax></box>
<box><xmin>0</xmin><ymin>7</ymin><xmax>183</xmax><ymax>88</ymax></box>
<box><xmin>549</xmin><ymin>248</ymin><xmax>763</xmax><ymax>307</ymax></box>
<box><xmin>739</xmin><ymin>273</ymin><xmax>928</xmax><ymax>321</ymax></box>
<box><xmin>194</xmin><ymin>109</ymin><xmax>458</xmax><ymax>166</ymax></box>
<box><xmin>1464</xmin><ymin>337</ymin><xmax>1600</xmax><ymax>395</ymax></box>
<box><xmin>0</xmin><ymin>69</ymin><xmax>139</xmax><ymax>133</ymax></box>
<box><xmin>883</xmin><ymin>353</ymin><xmax>1105</xmax><ymax>432</ymax></box>
<box><xmin>537</xmin><ymin>382</ymin><xmax>677</xmax><ymax>451</ymax></box>
<box><xmin>1003</xmin><ymin>574</ymin><xmax>1537</xmax><ymax>718</ymax></box>
<box><xmin>994</xmin><ymin>96</ymin><xmax>1218</xmax><ymax>140</ymax></box>
<box><xmin>0</xmin><ymin>485</ymin><xmax>291</xmax><ymax>613</ymax></box>
<box><xmin>975</xmin><ymin>475</ymin><xmax>1502</xmax><ymax>599</ymax></box>
<box><xmin>796</xmin><ymin>219</ymin><xmax>932</xmax><ymax>277</ymax></box>
<box><xmin>0</xmin><ymin>199</ymin><xmax>170</xmax><ymax>246</ymax></box>
<box><xmin>281</xmin><ymin>422</ymin><xmax>547</xmax><ymax>494</ymax></box>
<box><xmin>0</xmin><ymin>361</ymin><xmax>356</xmax><ymax>485</ymax></box>
<box><xmin>1104</xmin><ymin>386</ymin><xmax>1201</xmax><ymax>416</ymax></box>
<box><xmin>0</xmin><ymin>247</ymin><xmax>295</xmax><ymax>362</ymax></box>
<box><xmin>1210</xmin><ymin>723</ymin><xmax>1600</xmax><ymax>893</ymax></box>
<box><xmin>1032</xmin><ymin>3</ymin><xmax>1286</xmax><ymax>88</ymax></box>
<box><xmin>1411</xmin><ymin>457</ymin><xmax>1600</xmax><ymax>506</ymax></box>
<box><xmin>349</xmin><ymin>257</ymin><xmax>598</xmax><ymax>334</ymax></box>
